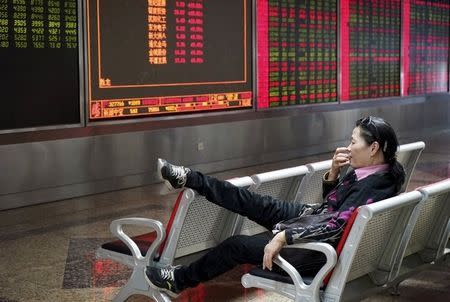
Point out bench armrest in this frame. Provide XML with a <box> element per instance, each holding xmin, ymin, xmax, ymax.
<box><xmin>110</xmin><ymin>217</ymin><xmax>165</xmax><ymax>265</ymax></box>
<box><xmin>274</xmin><ymin>242</ymin><xmax>337</xmax><ymax>298</ymax></box>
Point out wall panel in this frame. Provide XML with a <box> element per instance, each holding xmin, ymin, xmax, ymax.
<box><xmin>0</xmin><ymin>95</ymin><xmax>449</xmax><ymax>210</ymax></box>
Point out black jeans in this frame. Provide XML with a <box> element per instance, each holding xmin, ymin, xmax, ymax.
<box><xmin>175</xmin><ymin>171</ymin><xmax>326</xmax><ymax>289</ymax></box>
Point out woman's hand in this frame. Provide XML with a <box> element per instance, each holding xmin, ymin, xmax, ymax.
<box><xmin>329</xmin><ymin>147</ymin><xmax>351</xmax><ymax>181</ymax></box>
<box><xmin>263</xmin><ymin>231</ymin><xmax>287</xmax><ymax>271</ymax></box>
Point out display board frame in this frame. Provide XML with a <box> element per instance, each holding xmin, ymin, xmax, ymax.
<box><xmin>255</xmin><ymin>0</ymin><xmax>339</xmax><ymax>110</ymax></box>
<box><xmin>85</xmin><ymin>0</ymin><xmax>256</xmax><ymax>125</ymax></box>
<box><xmin>401</xmin><ymin>0</ymin><xmax>450</xmax><ymax>96</ymax></box>
<box><xmin>339</xmin><ymin>0</ymin><xmax>402</xmax><ymax>102</ymax></box>
<box><xmin>0</xmin><ymin>0</ymin><xmax>85</xmax><ymax>134</ymax></box>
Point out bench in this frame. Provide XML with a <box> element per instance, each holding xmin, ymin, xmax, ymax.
<box><xmin>96</xmin><ymin>176</ymin><xmax>255</xmax><ymax>302</ymax></box>
<box><xmin>97</xmin><ymin>142</ymin><xmax>426</xmax><ymax>301</ymax></box>
<box><xmin>241</xmin><ymin>190</ymin><xmax>425</xmax><ymax>301</ymax></box>
<box><xmin>241</xmin><ymin>178</ymin><xmax>450</xmax><ymax>301</ymax></box>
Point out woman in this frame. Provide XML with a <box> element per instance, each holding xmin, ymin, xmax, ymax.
<box><xmin>146</xmin><ymin>116</ymin><xmax>405</xmax><ymax>297</ymax></box>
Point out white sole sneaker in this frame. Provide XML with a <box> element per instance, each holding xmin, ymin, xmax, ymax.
<box><xmin>156</xmin><ymin>158</ymin><xmax>165</xmax><ymax>181</ymax></box>
<box><xmin>144</xmin><ymin>267</ymin><xmax>180</xmax><ymax>298</ymax></box>
<box><xmin>157</xmin><ymin>158</ymin><xmax>176</xmax><ymax>195</ymax></box>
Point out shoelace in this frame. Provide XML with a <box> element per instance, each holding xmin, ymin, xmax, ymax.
<box><xmin>160</xmin><ymin>267</ymin><xmax>176</xmax><ymax>282</ymax></box>
<box><xmin>170</xmin><ymin>166</ymin><xmax>187</xmax><ymax>185</ymax></box>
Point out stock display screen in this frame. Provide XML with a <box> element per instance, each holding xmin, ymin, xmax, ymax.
<box><xmin>340</xmin><ymin>0</ymin><xmax>400</xmax><ymax>101</ymax></box>
<box><xmin>86</xmin><ymin>0</ymin><xmax>252</xmax><ymax>120</ymax></box>
<box><xmin>0</xmin><ymin>0</ymin><xmax>80</xmax><ymax>130</ymax></box>
<box><xmin>403</xmin><ymin>0</ymin><xmax>449</xmax><ymax>95</ymax></box>
<box><xmin>257</xmin><ymin>0</ymin><xmax>337</xmax><ymax>108</ymax></box>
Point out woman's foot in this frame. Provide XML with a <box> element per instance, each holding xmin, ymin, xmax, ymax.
<box><xmin>157</xmin><ymin>158</ymin><xmax>191</xmax><ymax>193</ymax></box>
<box><xmin>145</xmin><ymin>265</ymin><xmax>183</xmax><ymax>298</ymax></box>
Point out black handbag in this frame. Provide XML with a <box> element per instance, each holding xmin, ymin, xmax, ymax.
<box><xmin>273</xmin><ymin>212</ymin><xmax>335</xmax><ymax>233</ymax></box>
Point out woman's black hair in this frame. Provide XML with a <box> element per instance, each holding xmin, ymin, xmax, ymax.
<box><xmin>356</xmin><ymin>116</ymin><xmax>406</xmax><ymax>192</ymax></box>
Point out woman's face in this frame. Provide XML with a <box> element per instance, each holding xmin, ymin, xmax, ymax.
<box><xmin>347</xmin><ymin>127</ymin><xmax>374</xmax><ymax>168</ymax></box>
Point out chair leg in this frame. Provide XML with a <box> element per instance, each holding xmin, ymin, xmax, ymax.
<box><xmin>112</xmin><ymin>281</ymin><xmax>171</xmax><ymax>302</ymax></box>
<box><xmin>444</xmin><ymin>253</ymin><xmax>450</xmax><ymax>265</ymax></box>
<box><xmin>389</xmin><ymin>283</ymin><xmax>401</xmax><ymax>296</ymax></box>
<box><xmin>112</xmin><ymin>265</ymin><xmax>169</xmax><ymax>302</ymax></box>
<box><xmin>112</xmin><ymin>281</ymin><xmax>135</xmax><ymax>302</ymax></box>
<box><xmin>150</xmin><ymin>292</ymin><xmax>172</xmax><ymax>302</ymax></box>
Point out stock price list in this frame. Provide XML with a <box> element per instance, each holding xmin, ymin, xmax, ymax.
<box><xmin>0</xmin><ymin>0</ymin><xmax>79</xmax><ymax>130</ymax></box>
<box><xmin>404</xmin><ymin>0</ymin><xmax>449</xmax><ymax>95</ymax></box>
<box><xmin>340</xmin><ymin>0</ymin><xmax>400</xmax><ymax>101</ymax></box>
<box><xmin>257</xmin><ymin>0</ymin><xmax>337</xmax><ymax>108</ymax></box>
<box><xmin>87</xmin><ymin>0</ymin><xmax>252</xmax><ymax>120</ymax></box>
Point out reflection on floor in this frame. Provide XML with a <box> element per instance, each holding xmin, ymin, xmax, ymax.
<box><xmin>0</xmin><ymin>130</ymin><xmax>449</xmax><ymax>302</ymax></box>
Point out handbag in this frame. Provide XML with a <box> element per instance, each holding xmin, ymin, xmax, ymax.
<box><xmin>273</xmin><ymin>212</ymin><xmax>336</xmax><ymax>233</ymax></box>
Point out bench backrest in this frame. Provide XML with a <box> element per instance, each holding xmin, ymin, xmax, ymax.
<box><xmin>158</xmin><ymin>176</ymin><xmax>255</xmax><ymax>265</ymax></box>
<box><xmin>324</xmin><ymin>191</ymin><xmax>424</xmax><ymax>301</ymax></box>
<box><xmin>397</xmin><ymin>141</ymin><xmax>425</xmax><ymax>193</ymax></box>
<box><xmin>298</xmin><ymin>159</ymin><xmax>332</xmax><ymax>204</ymax></box>
<box><xmin>235</xmin><ymin>165</ymin><xmax>309</xmax><ymax>236</ymax></box>
<box><xmin>402</xmin><ymin>179</ymin><xmax>450</xmax><ymax>264</ymax></box>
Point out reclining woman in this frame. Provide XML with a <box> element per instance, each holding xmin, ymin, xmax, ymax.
<box><xmin>146</xmin><ymin>116</ymin><xmax>406</xmax><ymax>297</ymax></box>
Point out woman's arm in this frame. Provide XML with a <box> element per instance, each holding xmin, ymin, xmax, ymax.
<box><xmin>322</xmin><ymin>147</ymin><xmax>351</xmax><ymax>198</ymax></box>
<box><xmin>263</xmin><ymin>231</ymin><xmax>287</xmax><ymax>271</ymax></box>
<box><xmin>322</xmin><ymin>170</ymin><xmax>339</xmax><ymax>198</ymax></box>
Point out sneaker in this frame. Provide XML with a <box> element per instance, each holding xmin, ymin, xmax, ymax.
<box><xmin>157</xmin><ymin>158</ymin><xmax>191</xmax><ymax>192</ymax></box>
<box><xmin>145</xmin><ymin>265</ymin><xmax>182</xmax><ymax>298</ymax></box>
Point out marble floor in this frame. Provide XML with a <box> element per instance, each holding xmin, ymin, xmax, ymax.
<box><xmin>0</xmin><ymin>130</ymin><xmax>449</xmax><ymax>302</ymax></box>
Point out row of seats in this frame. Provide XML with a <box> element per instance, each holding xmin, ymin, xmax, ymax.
<box><xmin>242</xmin><ymin>179</ymin><xmax>450</xmax><ymax>301</ymax></box>
<box><xmin>97</xmin><ymin>142</ymin><xmax>436</xmax><ymax>302</ymax></box>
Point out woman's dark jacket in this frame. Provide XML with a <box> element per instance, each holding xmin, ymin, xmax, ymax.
<box><xmin>273</xmin><ymin>169</ymin><xmax>401</xmax><ymax>245</ymax></box>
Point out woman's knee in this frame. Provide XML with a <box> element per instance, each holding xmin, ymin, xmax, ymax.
<box><xmin>218</xmin><ymin>234</ymin><xmax>267</xmax><ymax>263</ymax></box>
<box><xmin>220</xmin><ymin>235</ymin><xmax>264</xmax><ymax>257</ymax></box>
<box><xmin>220</xmin><ymin>235</ymin><xmax>251</xmax><ymax>251</ymax></box>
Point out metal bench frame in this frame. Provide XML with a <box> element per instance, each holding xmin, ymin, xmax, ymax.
<box><xmin>241</xmin><ymin>179</ymin><xmax>450</xmax><ymax>302</ymax></box>
<box><xmin>96</xmin><ymin>176</ymin><xmax>255</xmax><ymax>302</ymax></box>
<box><xmin>241</xmin><ymin>191</ymin><xmax>426</xmax><ymax>302</ymax></box>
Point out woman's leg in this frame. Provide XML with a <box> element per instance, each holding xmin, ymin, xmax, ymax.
<box><xmin>146</xmin><ymin>232</ymin><xmax>271</xmax><ymax>295</ymax></box>
<box><xmin>175</xmin><ymin>233</ymin><xmax>327</xmax><ymax>290</ymax></box>
<box><xmin>186</xmin><ymin>171</ymin><xmax>304</xmax><ymax>230</ymax></box>
<box><xmin>176</xmin><ymin>232</ymin><xmax>272</xmax><ymax>289</ymax></box>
